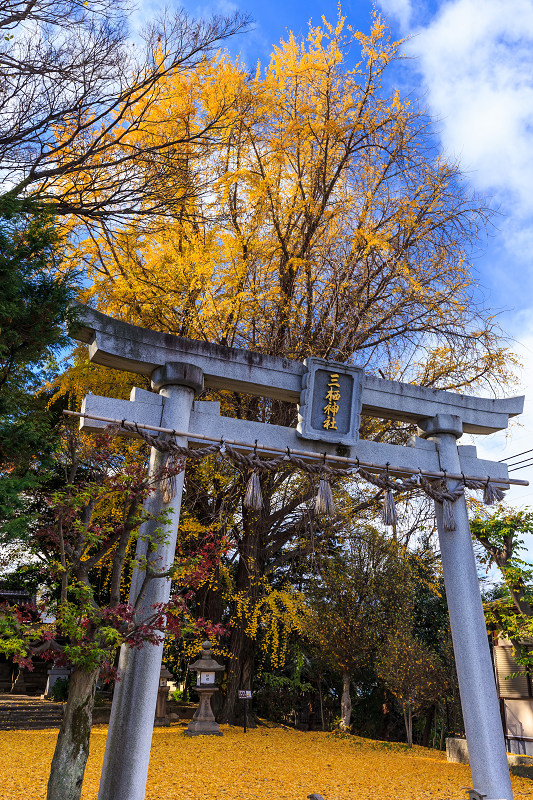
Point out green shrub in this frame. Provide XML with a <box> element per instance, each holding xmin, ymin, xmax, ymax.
<box><xmin>49</xmin><ymin>676</ymin><xmax>69</xmax><ymax>702</ymax></box>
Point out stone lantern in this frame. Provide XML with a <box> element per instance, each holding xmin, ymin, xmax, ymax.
<box><xmin>187</xmin><ymin>640</ymin><xmax>225</xmax><ymax>736</ymax></box>
<box><xmin>154</xmin><ymin>665</ymin><xmax>173</xmax><ymax>727</ymax></box>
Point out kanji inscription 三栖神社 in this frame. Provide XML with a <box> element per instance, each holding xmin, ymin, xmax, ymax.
<box><xmin>71</xmin><ymin>305</ymin><xmax>525</xmax><ymax>800</ymax></box>
<box><xmin>323</xmin><ymin>373</ymin><xmax>340</xmax><ymax>430</ymax></box>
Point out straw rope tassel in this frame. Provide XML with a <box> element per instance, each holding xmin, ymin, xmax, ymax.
<box><xmin>382</xmin><ymin>488</ymin><xmax>398</xmax><ymax>528</ymax></box>
<box><xmin>483</xmin><ymin>479</ymin><xmax>505</xmax><ymax>505</ymax></box>
<box><xmin>244</xmin><ymin>470</ymin><xmax>263</xmax><ymax>511</ymax></box>
<box><xmin>83</xmin><ymin>420</ymin><xmax>513</xmax><ymax>524</ymax></box>
<box><xmin>161</xmin><ymin>453</ymin><xmax>184</xmax><ymax>503</ymax></box>
<box><xmin>441</xmin><ymin>498</ymin><xmax>456</xmax><ymax>532</ymax></box>
<box><xmin>315</xmin><ymin>475</ymin><xmax>336</xmax><ymax>517</ymax></box>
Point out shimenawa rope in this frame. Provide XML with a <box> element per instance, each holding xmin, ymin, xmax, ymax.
<box><xmin>115</xmin><ymin>421</ymin><xmax>505</xmax><ymax>532</ymax></box>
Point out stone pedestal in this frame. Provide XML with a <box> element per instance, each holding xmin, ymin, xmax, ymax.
<box><xmin>187</xmin><ymin>688</ymin><xmax>222</xmax><ymax>736</ymax></box>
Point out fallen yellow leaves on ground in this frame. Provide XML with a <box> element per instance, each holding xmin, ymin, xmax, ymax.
<box><xmin>0</xmin><ymin>724</ymin><xmax>531</xmax><ymax>800</ymax></box>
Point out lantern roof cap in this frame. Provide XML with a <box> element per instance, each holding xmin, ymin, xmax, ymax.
<box><xmin>188</xmin><ymin>640</ymin><xmax>224</xmax><ymax>672</ymax></box>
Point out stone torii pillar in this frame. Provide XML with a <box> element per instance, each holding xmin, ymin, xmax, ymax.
<box><xmin>419</xmin><ymin>414</ymin><xmax>513</xmax><ymax>800</ymax></box>
<box><xmin>97</xmin><ymin>362</ymin><xmax>203</xmax><ymax>800</ymax></box>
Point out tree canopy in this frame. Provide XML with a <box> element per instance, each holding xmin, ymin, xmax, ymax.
<box><xmin>304</xmin><ymin>527</ymin><xmax>412</xmax><ymax>729</ymax></box>
<box><xmin>472</xmin><ymin>506</ymin><xmax>533</xmax><ymax>671</ymax></box>
<box><xmin>71</xmin><ymin>12</ymin><xmax>512</xmax><ymax>392</ymax></box>
<box><xmin>0</xmin><ymin>0</ymin><xmax>249</xmax><ymax>224</ymax></box>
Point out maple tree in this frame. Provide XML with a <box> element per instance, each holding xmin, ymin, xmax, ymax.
<box><xmin>0</xmin><ymin>426</ymin><xmax>225</xmax><ymax>800</ymax></box>
<box><xmin>57</xmin><ymin>10</ymin><xmax>517</xmax><ymax>723</ymax></box>
<box><xmin>73</xmin><ymin>12</ymin><xmax>511</xmax><ymax>389</ymax></box>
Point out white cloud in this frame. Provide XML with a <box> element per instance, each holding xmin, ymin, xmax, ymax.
<box><xmin>376</xmin><ymin>0</ymin><xmax>533</xmax><ymax>331</ymax></box>
<box><xmin>473</xmin><ymin>316</ymin><xmax>533</xmax><ymax>510</ymax></box>
<box><xmin>405</xmin><ymin>0</ymin><xmax>533</xmax><ymax>216</ymax></box>
<box><xmin>377</xmin><ymin>0</ymin><xmax>413</xmax><ymax>31</ymax></box>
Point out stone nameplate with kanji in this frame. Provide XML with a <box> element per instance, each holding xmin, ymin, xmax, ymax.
<box><xmin>297</xmin><ymin>357</ymin><xmax>364</xmax><ymax>446</ymax></box>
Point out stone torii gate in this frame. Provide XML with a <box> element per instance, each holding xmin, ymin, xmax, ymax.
<box><xmin>72</xmin><ymin>305</ymin><xmax>526</xmax><ymax>800</ymax></box>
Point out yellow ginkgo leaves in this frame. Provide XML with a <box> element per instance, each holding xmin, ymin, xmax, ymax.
<box><xmin>1</xmin><ymin>724</ymin><xmax>531</xmax><ymax>800</ymax></box>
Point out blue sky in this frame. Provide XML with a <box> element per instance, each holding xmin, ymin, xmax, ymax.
<box><xmin>136</xmin><ymin>0</ymin><xmax>533</xmax><ymax>504</ymax></box>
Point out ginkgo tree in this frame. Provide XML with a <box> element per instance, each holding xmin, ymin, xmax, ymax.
<box><xmin>377</xmin><ymin>625</ymin><xmax>447</xmax><ymax>747</ymax></box>
<box><xmin>304</xmin><ymin>526</ymin><xmax>412</xmax><ymax>731</ymax></box>
<box><xmin>58</xmin><ymin>10</ymin><xmax>517</xmax><ymax>722</ymax></box>
<box><xmin>73</xmin><ymin>11</ymin><xmax>509</xmax><ymax>387</ymax></box>
<box><xmin>0</xmin><ymin>0</ymin><xmax>249</xmax><ymax>225</ymax></box>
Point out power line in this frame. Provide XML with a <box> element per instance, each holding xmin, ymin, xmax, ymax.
<box><xmin>503</xmin><ymin>454</ymin><xmax>533</xmax><ymax>468</ymax></box>
<box><xmin>508</xmin><ymin>461</ymin><xmax>533</xmax><ymax>473</ymax></box>
<box><xmin>499</xmin><ymin>447</ymin><xmax>533</xmax><ymax>463</ymax></box>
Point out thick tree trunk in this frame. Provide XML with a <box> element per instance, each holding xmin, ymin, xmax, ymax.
<box><xmin>46</xmin><ymin>665</ymin><xmax>100</xmax><ymax>800</ymax></box>
<box><xmin>422</xmin><ymin>704</ymin><xmax>435</xmax><ymax>748</ymax></box>
<box><xmin>220</xmin><ymin>609</ymin><xmax>244</xmax><ymax>724</ymax></box>
<box><xmin>340</xmin><ymin>671</ymin><xmax>351</xmax><ymax>731</ymax></box>
<box><xmin>220</xmin><ymin>508</ymin><xmax>262</xmax><ymax>725</ymax></box>
<box><xmin>439</xmin><ymin>714</ymin><xmax>446</xmax><ymax>750</ymax></box>
<box><xmin>381</xmin><ymin>699</ymin><xmax>392</xmax><ymax>741</ymax></box>
<box><xmin>220</xmin><ymin>624</ymin><xmax>257</xmax><ymax>726</ymax></box>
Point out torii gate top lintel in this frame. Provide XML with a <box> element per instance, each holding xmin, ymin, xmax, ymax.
<box><xmin>73</xmin><ymin>304</ymin><xmax>523</xmax><ymax>436</ymax></box>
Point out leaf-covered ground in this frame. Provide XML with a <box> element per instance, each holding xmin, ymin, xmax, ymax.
<box><xmin>1</xmin><ymin>723</ymin><xmax>531</xmax><ymax>800</ymax></box>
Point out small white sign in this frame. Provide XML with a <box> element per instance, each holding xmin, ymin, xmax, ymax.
<box><xmin>238</xmin><ymin>690</ymin><xmax>252</xmax><ymax>699</ymax></box>
<box><xmin>197</xmin><ymin>671</ymin><xmax>215</xmax><ymax>686</ymax></box>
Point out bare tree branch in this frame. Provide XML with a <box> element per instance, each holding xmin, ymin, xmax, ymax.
<box><xmin>0</xmin><ymin>1</ymin><xmax>251</xmax><ymax>225</ymax></box>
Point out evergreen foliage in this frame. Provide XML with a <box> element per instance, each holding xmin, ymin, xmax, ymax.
<box><xmin>472</xmin><ymin>506</ymin><xmax>533</xmax><ymax>671</ymax></box>
<box><xmin>0</xmin><ymin>200</ymin><xmax>79</xmax><ymax>554</ymax></box>
<box><xmin>0</xmin><ymin>199</ymin><xmax>78</xmax><ymax>471</ymax></box>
